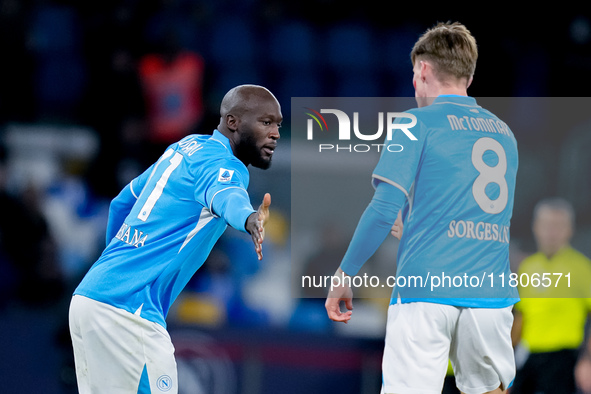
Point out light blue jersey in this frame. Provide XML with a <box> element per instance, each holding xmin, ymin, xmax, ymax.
<box><xmin>374</xmin><ymin>96</ymin><xmax>519</xmax><ymax>307</ymax></box>
<box><xmin>340</xmin><ymin>96</ymin><xmax>519</xmax><ymax>308</ymax></box>
<box><xmin>74</xmin><ymin>130</ymin><xmax>255</xmax><ymax>327</ymax></box>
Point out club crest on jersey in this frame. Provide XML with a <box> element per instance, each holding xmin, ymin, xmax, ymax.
<box><xmin>218</xmin><ymin>168</ymin><xmax>234</xmax><ymax>183</ymax></box>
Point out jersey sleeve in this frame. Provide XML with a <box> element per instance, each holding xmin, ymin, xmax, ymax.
<box><xmin>105</xmin><ymin>164</ymin><xmax>155</xmax><ymax>244</ymax></box>
<box><xmin>211</xmin><ymin>188</ymin><xmax>255</xmax><ymax>232</ymax></box>
<box><xmin>339</xmin><ymin>182</ymin><xmax>406</xmax><ymax>276</ymax></box>
<box><xmin>128</xmin><ymin>163</ymin><xmax>154</xmax><ymax>199</ymax></box>
<box><xmin>200</xmin><ymin>159</ymin><xmax>255</xmax><ymax>232</ymax></box>
<box><xmin>372</xmin><ymin>112</ymin><xmax>426</xmax><ymax>198</ymax></box>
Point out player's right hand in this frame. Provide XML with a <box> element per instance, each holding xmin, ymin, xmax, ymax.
<box><xmin>325</xmin><ymin>267</ymin><xmax>354</xmax><ymax>324</ymax></box>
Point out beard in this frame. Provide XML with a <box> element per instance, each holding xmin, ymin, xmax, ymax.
<box><xmin>236</xmin><ymin>134</ymin><xmax>273</xmax><ymax>170</ymax></box>
<box><xmin>250</xmin><ymin>150</ymin><xmax>272</xmax><ymax>169</ymax></box>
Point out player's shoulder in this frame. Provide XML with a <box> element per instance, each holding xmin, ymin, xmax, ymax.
<box><xmin>172</xmin><ymin>133</ymin><xmax>248</xmax><ymax>182</ymax></box>
<box><xmin>179</xmin><ymin>133</ymin><xmax>242</xmax><ymax>164</ymax></box>
<box><xmin>403</xmin><ymin>97</ymin><xmax>482</xmax><ymax>124</ymax></box>
<box><xmin>176</xmin><ymin>133</ymin><xmax>223</xmax><ymax>155</ymax></box>
<box><xmin>413</xmin><ymin>96</ymin><xmax>494</xmax><ymax>118</ymax></box>
<box><xmin>202</xmin><ymin>135</ymin><xmax>249</xmax><ymax>177</ymax></box>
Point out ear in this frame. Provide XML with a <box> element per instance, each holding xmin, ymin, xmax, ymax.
<box><xmin>225</xmin><ymin>114</ymin><xmax>239</xmax><ymax>132</ymax></box>
<box><xmin>419</xmin><ymin>60</ymin><xmax>429</xmax><ymax>82</ymax></box>
<box><xmin>466</xmin><ymin>75</ymin><xmax>473</xmax><ymax>88</ymax></box>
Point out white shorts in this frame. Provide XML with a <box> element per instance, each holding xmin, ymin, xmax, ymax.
<box><xmin>381</xmin><ymin>302</ymin><xmax>515</xmax><ymax>394</ymax></box>
<box><xmin>69</xmin><ymin>295</ymin><xmax>177</xmax><ymax>394</ymax></box>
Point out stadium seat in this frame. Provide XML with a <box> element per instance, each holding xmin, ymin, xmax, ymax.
<box><xmin>321</xmin><ymin>23</ymin><xmax>381</xmax><ymax>97</ymax></box>
<box><xmin>268</xmin><ymin>21</ymin><xmax>316</xmax><ymax>69</ymax></box>
<box><xmin>29</xmin><ymin>4</ymin><xmax>81</xmax><ymax>54</ymax></box>
<box><xmin>35</xmin><ymin>54</ymin><xmax>87</xmax><ymax>114</ymax></box>
<box><xmin>274</xmin><ymin>68</ymin><xmax>323</xmax><ymax>111</ymax></box>
<box><xmin>331</xmin><ymin>69</ymin><xmax>380</xmax><ymax>97</ymax></box>
<box><xmin>380</xmin><ymin>27</ymin><xmax>422</xmax><ymax>96</ymax></box>
<box><xmin>207</xmin><ymin>17</ymin><xmax>256</xmax><ymax>66</ymax></box>
<box><xmin>324</xmin><ymin>23</ymin><xmax>376</xmax><ymax>71</ymax></box>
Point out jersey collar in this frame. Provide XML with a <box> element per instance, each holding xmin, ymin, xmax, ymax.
<box><xmin>432</xmin><ymin>95</ymin><xmax>479</xmax><ymax>107</ymax></box>
<box><xmin>211</xmin><ymin>129</ymin><xmax>233</xmax><ymax>153</ymax></box>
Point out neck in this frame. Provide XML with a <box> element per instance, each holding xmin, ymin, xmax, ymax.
<box><xmin>434</xmin><ymin>84</ymin><xmax>468</xmax><ymax>97</ymax></box>
<box><xmin>217</xmin><ymin>126</ymin><xmax>241</xmax><ymax>161</ymax></box>
<box><xmin>418</xmin><ymin>84</ymin><xmax>468</xmax><ymax>108</ymax></box>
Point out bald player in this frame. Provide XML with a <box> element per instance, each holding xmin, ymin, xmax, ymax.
<box><xmin>69</xmin><ymin>84</ymin><xmax>282</xmax><ymax>394</ymax></box>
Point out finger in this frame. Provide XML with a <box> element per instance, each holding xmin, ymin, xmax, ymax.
<box><xmin>258</xmin><ymin>201</ymin><xmax>271</xmax><ymax>229</ymax></box>
<box><xmin>254</xmin><ymin>244</ymin><xmax>263</xmax><ymax>260</ymax></box>
<box><xmin>258</xmin><ymin>219</ymin><xmax>265</xmax><ymax>236</ymax></box>
<box><xmin>326</xmin><ymin>297</ymin><xmax>353</xmax><ymax>320</ymax></box>
<box><xmin>325</xmin><ymin>298</ymin><xmax>340</xmax><ymax>320</ymax></box>
<box><xmin>331</xmin><ymin>309</ymin><xmax>352</xmax><ymax>323</ymax></box>
<box><xmin>344</xmin><ymin>297</ymin><xmax>354</xmax><ymax>311</ymax></box>
<box><xmin>260</xmin><ymin>192</ymin><xmax>271</xmax><ymax>211</ymax></box>
<box><xmin>262</xmin><ymin>193</ymin><xmax>271</xmax><ymax>209</ymax></box>
<box><xmin>251</xmin><ymin>230</ymin><xmax>264</xmax><ymax>260</ymax></box>
<box><xmin>325</xmin><ymin>303</ymin><xmax>352</xmax><ymax>322</ymax></box>
<box><xmin>390</xmin><ymin>228</ymin><xmax>398</xmax><ymax>239</ymax></box>
<box><xmin>257</xmin><ymin>239</ymin><xmax>263</xmax><ymax>260</ymax></box>
<box><xmin>259</xmin><ymin>222</ymin><xmax>265</xmax><ymax>257</ymax></box>
<box><xmin>343</xmin><ymin>309</ymin><xmax>353</xmax><ymax>323</ymax></box>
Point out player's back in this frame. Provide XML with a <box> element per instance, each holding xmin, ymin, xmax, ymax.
<box><xmin>375</xmin><ymin>96</ymin><xmax>519</xmax><ymax>306</ymax></box>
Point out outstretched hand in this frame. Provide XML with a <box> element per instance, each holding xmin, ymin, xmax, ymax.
<box><xmin>325</xmin><ymin>267</ymin><xmax>354</xmax><ymax>324</ymax></box>
<box><xmin>246</xmin><ymin>193</ymin><xmax>271</xmax><ymax>260</ymax></box>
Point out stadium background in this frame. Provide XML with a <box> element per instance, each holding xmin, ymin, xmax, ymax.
<box><xmin>0</xmin><ymin>1</ymin><xmax>590</xmax><ymax>393</ymax></box>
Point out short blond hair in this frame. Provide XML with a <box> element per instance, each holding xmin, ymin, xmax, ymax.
<box><xmin>410</xmin><ymin>21</ymin><xmax>478</xmax><ymax>82</ymax></box>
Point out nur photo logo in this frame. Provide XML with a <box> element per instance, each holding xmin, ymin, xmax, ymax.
<box><xmin>304</xmin><ymin>107</ymin><xmax>418</xmax><ymax>153</ymax></box>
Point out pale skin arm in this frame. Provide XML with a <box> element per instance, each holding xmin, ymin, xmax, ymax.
<box><xmin>245</xmin><ymin>193</ymin><xmax>271</xmax><ymax>260</ymax></box>
<box><xmin>575</xmin><ymin>318</ymin><xmax>591</xmax><ymax>394</ymax></box>
<box><xmin>325</xmin><ymin>267</ymin><xmax>353</xmax><ymax>323</ymax></box>
<box><xmin>326</xmin><ymin>210</ymin><xmax>403</xmax><ymax>324</ymax></box>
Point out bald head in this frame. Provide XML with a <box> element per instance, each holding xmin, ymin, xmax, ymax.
<box><xmin>217</xmin><ymin>84</ymin><xmax>282</xmax><ymax>169</ymax></box>
<box><xmin>219</xmin><ymin>84</ymin><xmax>279</xmax><ymax>122</ymax></box>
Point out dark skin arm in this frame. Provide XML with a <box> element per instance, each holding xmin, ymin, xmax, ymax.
<box><xmin>245</xmin><ymin>193</ymin><xmax>271</xmax><ymax>260</ymax></box>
